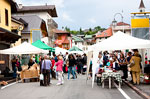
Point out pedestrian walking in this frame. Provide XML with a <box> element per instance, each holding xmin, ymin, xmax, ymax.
<box><xmin>55</xmin><ymin>56</ymin><xmax>64</xmax><ymax>85</ymax></box>
<box><xmin>82</xmin><ymin>53</ymin><xmax>87</xmax><ymax>74</ymax></box>
<box><xmin>77</xmin><ymin>55</ymin><xmax>83</xmax><ymax>74</ymax></box>
<box><xmin>68</xmin><ymin>54</ymin><xmax>76</xmax><ymax>79</ymax></box>
<box><xmin>41</xmin><ymin>55</ymin><xmax>52</xmax><ymax>86</ymax></box>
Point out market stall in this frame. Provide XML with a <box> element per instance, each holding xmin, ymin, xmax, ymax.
<box><xmin>88</xmin><ymin>31</ymin><xmax>150</xmax><ymax>88</ymax></box>
<box><xmin>32</xmin><ymin>40</ymin><xmax>55</xmax><ymax>52</ymax></box>
<box><xmin>0</xmin><ymin>42</ymin><xmax>48</xmax><ymax>54</ymax></box>
<box><xmin>55</xmin><ymin>47</ymin><xmax>68</xmax><ymax>55</ymax></box>
<box><xmin>69</xmin><ymin>46</ymin><xmax>84</xmax><ymax>55</ymax></box>
<box><xmin>0</xmin><ymin>42</ymin><xmax>48</xmax><ymax>82</ymax></box>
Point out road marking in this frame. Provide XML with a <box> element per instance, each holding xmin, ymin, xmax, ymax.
<box><xmin>114</xmin><ymin>83</ymin><xmax>131</xmax><ymax>99</ymax></box>
<box><xmin>1</xmin><ymin>82</ymin><xmax>17</xmax><ymax>90</ymax></box>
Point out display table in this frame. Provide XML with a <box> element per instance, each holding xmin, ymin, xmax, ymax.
<box><xmin>20</xmin><ymin>64</ymin><xmax>40</xmax><ymax>82</ymax></box>
<box><xmin>101</xmin><ymin>72</ymin><xmax>122</xmax><ymax>89</ymax></box>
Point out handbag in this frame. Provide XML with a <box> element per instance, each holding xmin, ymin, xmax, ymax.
<box><xmin>40</xmin><ymin>74</ymin><xmax>44</xmax><ymax>80</ymax></box>
<box><xmin>42</xmin><ymin>60</ymin><xmax>46</xmax><ymax>74</ymax></box>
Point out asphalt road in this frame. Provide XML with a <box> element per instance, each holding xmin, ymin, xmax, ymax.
<box><xmin>0</xmin><ymin>75</ymin><xmax>142</xmax><ymax>99</ymax></box>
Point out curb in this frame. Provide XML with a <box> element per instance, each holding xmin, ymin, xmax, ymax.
<box><xmin>123</xmin><ymin>80</ymin><xmax>150</xmax><ymax>99</ymax></box>
<box><xmin>6</xmin><ymin>79</ymin><xmax>16</xmax><ymax>84</ymax></box>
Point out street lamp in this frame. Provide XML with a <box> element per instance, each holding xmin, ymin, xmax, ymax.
<box><xmin>112</xmin><ymin>13</ymin><xmax>124</xmax><ymax>33</ymax></box>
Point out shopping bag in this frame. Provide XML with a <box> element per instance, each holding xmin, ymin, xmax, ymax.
<box><xmin>40</xmin><ymin>74</ymin><xmax>44</xmax><ymax>80</ymax></box>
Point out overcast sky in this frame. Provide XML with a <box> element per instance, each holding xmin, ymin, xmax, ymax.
<box><xmin>15</xmin><ymin>0</ymin><xmax>150</xmax><ymax>30</ymax></box>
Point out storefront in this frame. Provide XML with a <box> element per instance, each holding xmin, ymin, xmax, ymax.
<box><xmin>0</xmin><ymin>27</ymin><xmax>20</xmax><ymax>74</ymax></box>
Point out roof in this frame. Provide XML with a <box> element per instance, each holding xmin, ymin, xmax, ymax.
<box><xmin>84</xmin><ymin>35</ymin><xmax>92</xmax><ymax>39</ymax></box>
<box><xmin>96</xmin><ymin>28</ymin><xmax>112</xmax><ymax>38</ymax></box>
<box><xmin>72</xmin><ymin>35</ymin><xmax>84</xmax><ymax>42</ymax></box>
<box><xmin>53</xmin><ymin>29</ymin><xmax>70</xmax><ymax>34</ymax></box>
<box><xmin>7</xmin><ymin>0</ymin><xmax>18</xmax><ymax>13</ymax></box>
<box><xmin>0</xmin><ymin>27</ymin><xmax>21</xmax><ymax>43</ymax></box>
<box><xmin>11</xmin><ymin>16</ymin><xmax>28</xmax><ymax>26</ymax></box>
<box><xmin>17</xmin><ymin>5</ymin><xmax>57</xmax><ymax>17</ymax></box>
<box><xmin>116</xmin><ymin>22</ymin><xmax>130</xmax><ymax>26</ymax></box>
<box><xmin>139</xmin><ymin>0</ymin><xmax>145</xmax><ymax>9</ymax></box>
<box><xmin>13</xmin><ymin>15</ymin><xmax>45</xmax><ymax>33</ymax></box>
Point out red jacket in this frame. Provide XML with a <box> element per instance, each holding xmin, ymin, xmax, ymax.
<box><xmin>51</xmin><ymin>60</ymin><xmax>55</xmax><ymax>69</ymax></box>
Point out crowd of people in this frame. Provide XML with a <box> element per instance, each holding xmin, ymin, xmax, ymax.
<box><xmin>8</xmin><ymin>48</ymin><xmax>143</xmax><ymax>86</ymax></box>
<box><xmin>95</xmin><ymin>49</ymin><xmax>142</xmax><ymax>85</ymax></box>
<box><xmin>39</xmin><ymin>52</ymin><xmax>87</xmax><ymax>86</ymax></box>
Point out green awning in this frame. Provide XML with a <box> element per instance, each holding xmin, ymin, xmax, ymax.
<box><xmin>32</xmin><ymin>40</ymin><xmax>55</xmax><ymax>52</ymax></box>
<box><xmin>69</xmin><ymin>46</ymin><xmax>82</xmax><ymax>51</ymax></box>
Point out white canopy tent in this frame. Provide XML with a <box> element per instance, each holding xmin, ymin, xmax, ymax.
<box><xmin>55</xmin><ymin>47</ymin><xmax>68</xmax><ymax>55</ymax></box>
<box><xmin>87</xmin><ymin>31</ymin><xmax>150</xmax><ymax>88</ymax></box>
<box><xmin>91</xmin><ymin>31</ymin><xmax>150</xmax><ymax>51</ymax></box>
<box><xmin>0</xmin><ymin>42</ymin><xmax>48</xmax><ymax>54</ymax></box>
<box><xmin>69</xmin><ymin>51</ymin><xmax>84</xmax><ymax>55</ymax></box>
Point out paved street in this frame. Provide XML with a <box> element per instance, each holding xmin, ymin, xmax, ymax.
<box><xmin>0</xmin><ymin>75</ymin><xmax>142</xmax><ymax>99</ymax></box>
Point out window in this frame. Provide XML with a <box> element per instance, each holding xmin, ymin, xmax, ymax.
<box><xmin>5</xmin><ymin>9</ymin><xmax>8</xmax><ymax>26</ymax></box>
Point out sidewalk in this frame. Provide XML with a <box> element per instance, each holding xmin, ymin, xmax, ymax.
<box><xmin>0</xmin><ymin>77</ymin><xmax>16</xmax><ymax>87</ymax></box>
<box><xmin>124</xmin><ymin>75</ymin><xmax>150</xmax><ymax>99</ymax></box>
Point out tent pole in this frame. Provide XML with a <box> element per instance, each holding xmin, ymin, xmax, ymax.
<box><xmin>140</xmin><ymin>49</ymin><xmax>145</xmax><ymax>73</ymax></box>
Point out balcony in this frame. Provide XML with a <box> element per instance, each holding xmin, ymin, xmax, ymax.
<box><xmin>47</xmin><ymin>19</ymin><xmax>58</xmax><ymax>28</ymax></box>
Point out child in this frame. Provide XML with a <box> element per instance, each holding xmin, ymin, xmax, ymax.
<box><xmin>55</xmin><ymin>56</ymin><xmax>64</xmax><ymax>85</ymax></box>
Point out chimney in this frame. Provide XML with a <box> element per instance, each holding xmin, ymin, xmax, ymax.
<box><xmin>18</xmin><ymin>4</ymin><xmax>23</xmax><ymax>9</ymax></box>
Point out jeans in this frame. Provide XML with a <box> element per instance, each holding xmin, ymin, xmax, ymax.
<box><xmin>68</xmin><ymin>66</ymin><xmax>75</xmax><ymax>79</ymax></box>
<box><xmin>57</xmin><ymin>71</ymin><xmax>64</xmax><ymax>84</ymax></box>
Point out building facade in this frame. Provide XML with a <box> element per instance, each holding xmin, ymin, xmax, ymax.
<box><xmin>53</xmin><ymin>29</ymin><xmax>71</xmax><ymax>50</ymax></box>
<box><xmin>14</xmin><ymin>15</ymin><xmax>48</xmax><ymax>44</ymax></box>
<box><xmin>72</xmin><ymin>35</ymin><xmax>84</xmax><ymax>50</ymax></box>
<box><xmin>111</xmin><ymin>22</ymin><xmax>131</xmax><ymax>35</ymax></box>
<box><xmin>0</xmin><ymin>0</ymin><xmax>20</xmax><ymax>73</ymax></box>
<box><xmin>13</xmin><ymin>4</ymin><xmax>58</xmax><ymax>47</ymax></box>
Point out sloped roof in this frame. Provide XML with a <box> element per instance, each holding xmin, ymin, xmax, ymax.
<box><xmin>96</xmin><ymin>28</ymin><xmax>112</xmax><ymax>38</ymax></box>
<box><xmin>117</xmin><ymin>22</ymin><xmax>130</xmax><ymax>26</ymax></box>
<box><xmin>139</xmin><ymin>0</ymin><xmax>145</xmax><ymax>9</ymax></box>
<box><xmin>7</xmin><ymin>0</ymin><xmax>18</xmax><ymax>13</ymax></box>
<box><xmin>17</xmin><ymin>5</ymin><xmax>57</xmax><ymax>17</ymax></box>
<box><xmin>13</xmin><ymin>15</ymin><xmax>45</xmax><ymax>33</ymax></box>
<box><xmin>53</xmin><ymin>29</ymin><xmax>70</xmax><ymax>34</ymax></box>
<box><xmin>84</xmin><ymin>35</ymin><xmax>92</xmax><ymax>39</ymax></box>
<box><xmin>72</xmin><ymin>35</ymin><xmax>84</xmax><ymax>42</ymax></box>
